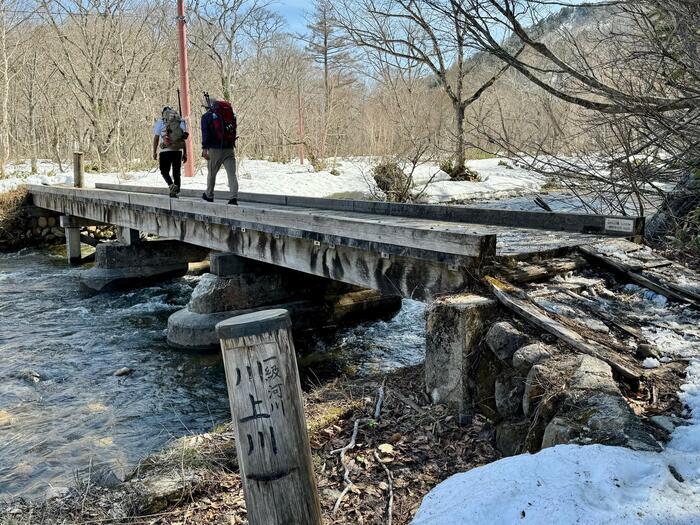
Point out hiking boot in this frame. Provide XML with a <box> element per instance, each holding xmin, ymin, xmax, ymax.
<box><xmin>228</xmin><ymin>198</ymin><xmax>238</xmax><ymax>205</ymax></box>
<box><xmin>168</xmin><ymin>184</ymin><xmax>178</xmax><ymax>198</ymax></box>
<box><xmin>202</xmin><ymin>193</ymin><xmax>214</xmax><ymax>202</ymax></box>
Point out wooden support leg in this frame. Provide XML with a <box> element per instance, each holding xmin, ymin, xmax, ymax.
<box><xmin>216</xmin><ymin>310</ymin><xmax>322</xmax><ymax>525</ymax></box>
<box><xmin>60</xmin><ymin>215</ymin><xmax>81</xmax><ymax>266</ymax></box>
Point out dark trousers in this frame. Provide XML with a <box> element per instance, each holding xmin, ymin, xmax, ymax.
<box><xmin>159</xmin><ymin>150</ymin><xmax>182</xmax><ymax>187</ymax></box>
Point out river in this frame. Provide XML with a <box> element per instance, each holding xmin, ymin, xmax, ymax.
<box><xmin>0</xmin><ymin>249</ymin><xmax>425</xmax><ymax>500</ymax></box>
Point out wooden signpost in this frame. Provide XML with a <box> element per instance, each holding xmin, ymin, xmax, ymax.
<box><xmin>216</xmin><ymin>309</ymin><xmax>322</xmax><ymax>525</ymax></box>
<box><xmin>73</xmin><ymin>152</ymin><xmax>84</xmax><ymax>188</ymax></box>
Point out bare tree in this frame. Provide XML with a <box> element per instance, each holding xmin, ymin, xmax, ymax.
<box><xmin>334</xmin><ymin>0</ymin><xmax>520</xmax><ymax>177</ymax></box>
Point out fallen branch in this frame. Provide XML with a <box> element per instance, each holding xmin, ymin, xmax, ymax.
<box><xmin>332</xmin><ymin>384</ymin><xmax>386</xmax><ymax>514</ymax></box>
<box><xmin>374</xmin><ymin>450</ymin><xmax>394</xmax><ymax>525</ymax></box>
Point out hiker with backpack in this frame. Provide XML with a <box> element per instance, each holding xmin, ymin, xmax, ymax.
<box><xmin>200</xmin><ymin>92</ymin><xmax>238</xmax><ymax>205</ymax></box>
<box><xmin>153</xmin><ymin>106</ymin><xmax>188</xmax><ymax>198</ymax></box>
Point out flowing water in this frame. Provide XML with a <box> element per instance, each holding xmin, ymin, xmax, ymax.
<box><xmin>0</xmin><ymin>249</ymin><xmax>425</xmax><ymax>500</ymax></box>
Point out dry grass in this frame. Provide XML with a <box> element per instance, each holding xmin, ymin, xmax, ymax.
<box><xmin>0</xmin><ymin>187</ymin><xmax>28</xmax><ymax>243</ymax></box>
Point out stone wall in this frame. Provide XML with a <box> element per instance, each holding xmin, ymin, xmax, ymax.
<box><xmin>0</xmin><ymin>203</ymin><xmax>115</xmax><ymax>251</ymax></box>
<box><xmin>425</xmin><ymin>294</ymin><xmax>662</xmax><ymax>456</ymax></box>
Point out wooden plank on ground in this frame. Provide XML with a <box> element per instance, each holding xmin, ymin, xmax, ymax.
<box><xmin>580</xmin><ymin>240</ymin><xmax>700</xmax><ymax>308</ymax></box>
<box><xmin>484</xmin><ymin>276</ymin><xmax>642</xmax><ymax>383</ymax></box>
<box><xmin>495</xmin><ymin>255</ymin><xmax>589</xmax><ymax>283</ymax></box>
<box><xmin>93</xmin><ymin>182</ymin><xmax>645</xmax><ymax>236</ymax></box>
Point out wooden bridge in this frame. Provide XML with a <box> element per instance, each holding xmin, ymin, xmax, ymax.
<box><xmin>28</xmin><ymin>183</ymin><xmax>645</xmax><ymax>301</ymax></box>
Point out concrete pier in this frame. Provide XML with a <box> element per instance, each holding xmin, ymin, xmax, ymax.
<box><xmin>79</xmin><ymin>240</ymin><xmax>209</xmax><ymax>292</ymax></box>
<box><xmin>167</xmin><ymin>253</ymin><xmax>401</xmax><ymax>350</ymax></box>
<box><xmin>60</xmin><ymin>215</ymin><xmax>82</xmax><ymax>265</ymax></box>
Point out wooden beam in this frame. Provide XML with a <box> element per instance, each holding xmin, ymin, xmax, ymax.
<box><xmin>29</xmin><ymin>185</ymin><xmax>496</xmax><ymax>262</ymax></box>
<box><xmin>484</xmin><ymin>276</ymin><xmax>642</xmax><ymax>384</ymax></box>
<box><xmin>28</xmin><ymin>187</ymin><xmax>478</xmax><ymax>300</ymax></box>
<box><xmin>94</xmin><ymin>182</ymin><xmax>645</xmax><ymax>236</ymax></box>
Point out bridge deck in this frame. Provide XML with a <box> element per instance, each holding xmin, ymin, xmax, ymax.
<box><xmin>27</xmin><ymin>183</ymin><xmax>642</xmax><ymax>300</ymax></box>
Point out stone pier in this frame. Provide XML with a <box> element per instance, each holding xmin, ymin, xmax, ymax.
<box><xmin>167</xmin><ymin>252</ymin><xmax>402</xmax><ymax>351</ymax></box>
<box><xmin>79</xmin><ymin>239</ymin><xmax>209</xmax><ymax>292</ymax></box>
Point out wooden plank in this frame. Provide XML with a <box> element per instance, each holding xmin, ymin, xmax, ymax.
<box><xmin>93</xmin><ymin>182</ymin><xmax>645</xmax><ymax>236</ymax></box>
<box><xmin>484</xmin><ymin>276</ymin><xmax>642</xmax><ymax>383</ymax></box>
<box><xmin>495</xmin><ymin>255</ymin><xmax>588</xmax><ymax>283</ymax></box>
<box><xmin>580</xmin><ymin>241</ymin><xmax>700</xmax><ymax>308</ymax></box>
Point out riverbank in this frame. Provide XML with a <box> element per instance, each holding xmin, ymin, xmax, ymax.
<box><xmin>0</xmin><ymin>364</ymin><xmax>499</xmax><ymax>525</ymax></box>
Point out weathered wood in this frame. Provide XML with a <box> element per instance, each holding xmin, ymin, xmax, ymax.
<box><xmin>79</xmin><ymin>234</ymin><xmax>99</xmax><ymax>247</ymax></box>
<box><xmin>484</xmin><ymin>276</ymin><xmax>642</xmax><ymax>384</ymax></box>
<box><xmin>495</xmin><ymin>255</ymin><xmax>589</xmax><ymax>283</ymax></box>
<box><xmin>580</xmin><ymin>240</ymin><xmax>700</xmax><ymax>308</ymax></box>
<box><xmin>33</xmin><ymin>185</ymin><xmax>495</xmax><ymax>260</ymax></box>
<box><xmin>31</xmin><ymin>185</ymin><xmax>471</xmax><ymax>300</ymax></box>
<box><xmin>216</xmin><ymin>310</ymin><xmax>321</xmax><ymax>525</ymax></box>
<box><xmin>73</xmin><ymin>152</ymin><xmax>84</xmax><ymax>188</ymax></box>
<box><xmin>94</xmin><ymin>182</ymin><xmax>645</xmax><ymax>236</ymax></box>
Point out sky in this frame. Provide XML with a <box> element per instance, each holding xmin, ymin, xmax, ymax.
<box><xmin>273</xmin><ymin>0</ymin><xmax>310</xmax><ymax>33</ymax></box>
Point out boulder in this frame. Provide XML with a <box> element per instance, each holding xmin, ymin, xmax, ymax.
<box><xmin>132</xmin><ymin>471</ymin><xmax>200</xmax><ymax>514</ymax></box>
<box><xmin>485</xmin><ymin>322</ymin><xmax>528</xmax><ymax>362</ymax></box>
<box><xmin>495</xmin><ymin>420</ymin><xmax>530</xmax><ymax>457</ymax></box>
<box><xmin>540</xmin><ymin>355</ymin><xmax>661</xmax><ymax>452</ymax></box>
<box><xmin>494</xmin><ymin>377</ymin><xmax>524</xmax><ymax>418</ymax></box>
<box><xmin>512</xmin><ymin>343</ymin><xmax>552</xmax><ymax>373</ymax></box>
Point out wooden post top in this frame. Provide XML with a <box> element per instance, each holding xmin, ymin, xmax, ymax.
<box><xmin>216</xmin><ymin>309</ymin><xmax>291</xmax><ymax>339</ymax></box>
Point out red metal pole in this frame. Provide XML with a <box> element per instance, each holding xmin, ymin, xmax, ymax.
<box><xmin>177</xmin><ymin>0</ymin><xmax>194</xmax><ymax>178</ymax></box>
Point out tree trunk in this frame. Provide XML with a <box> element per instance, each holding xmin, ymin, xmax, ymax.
<box><xmin>455</xmin><ymin>102</ymin><xmax>466</xmax><ymax>172</ymax></box>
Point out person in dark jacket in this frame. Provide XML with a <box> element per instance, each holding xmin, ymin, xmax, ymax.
<box><xmin>200</xmin><ymin>99</ymin><xmax>238</xmax><ymax>205</ymax></box>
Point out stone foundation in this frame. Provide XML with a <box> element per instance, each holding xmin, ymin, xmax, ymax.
<box><xmin>80</xmin><ymin>240</ymin><xmax>209</xmax><ymax>292</ymax></box>
<box><xmin>167</xmin><ymin>253</ymin><xmax>402</xmax><ymax>350</ymax></box>
<box><xmin>425</xmin><ymin>293</ymin><xmax>661</xmax><ymax>456</ymax></box>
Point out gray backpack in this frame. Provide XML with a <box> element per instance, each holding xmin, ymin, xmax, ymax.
<box><xmin>161</xmin><ymin>109</ymin><xmax>186</xmax><ymax>150</ymax></box>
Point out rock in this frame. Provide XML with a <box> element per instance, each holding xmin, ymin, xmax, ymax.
<box><xmin>47</xmin><ymin>216</ymin><xmax>56</xmax><ymax>227</ymax></box>
<box><xmin>37</xmin><ymin>216</ymin><xmax>48</xmax><ymax>228</ymax></box>
<box><xmin>41</xmin><ymin>227</ymin><xmax>50</xmax><ymax>236</ymax></box>
<box><xmin>0</xmin><ymin>410</ymin><xmax>14</xmax><ymax>426</ymax></box>
<box><xmin>569</xmin><ymin>356</ymin><xmax>618</xmax><ymax>394</ymax></box>
<box><xmin>541</xmin><ymin>391</ymin><xmax>661</xmax><ymax>452</ymax></box>
<box><xmin>135</xmin><ymin>472</ymin><xmax>199</xmax><ymax>514</ymax></box>
<box><xmin>17</xmin><ymin>369</ymin><xmax>41</xmax><ymax>383</ymax></box>
<box><xmin>522</xmin><ymin>356</ymin><xmax>578</xmax><ymax>416</ymax></box>
<box><xmin>523</xmin><ymin>364</ymin><xmax>547</xmax><ymax>416</ymax></box>
<box><xmin>114</xmin><ymin>367</ymin><xmax>133</xmax><ymax>377</ymax></box>
<box><xmin>46</xmin><ymin>486</ymin><xmax>70</xmax><ymax>499</ymax></box>
<box><xmin>636</xmin><ymin>343</ymin><xmax>660</xmax><ymax>359</ymax></box>
<box><xmin>494</xmin><ymin>377</ymin><xmax>524</xmax><ymax>418</ymax></box>
<box><xmin>485</xmin><ymin>322</ymin><xmax>528</xmax><ymax>362</ymax></box>
<box><xmin>495</xmin><ymin>420</ymin><xmax>530</xmax><ymax>456</ymax></box>
<box><xmin>541</xmin><ymin>416</ymin><xmax>578</xmax><ymax>447</ymax></box>
<box><xmin>649</xmin><ymin>415</ymin><xmax>677</xmax><ymax>434</ymax></box>
<box><xmin>512</xmin><ymin>343</ymin><xmax>552</xmax><ymax>373</ymax></box>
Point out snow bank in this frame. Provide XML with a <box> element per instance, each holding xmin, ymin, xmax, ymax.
<box><xmin>0</xmin><ymin>157</ymin><xmax>546</xmax><ymax>203</ymax></box>
<box><xmin>413</xmin><ymin>443</ymin><xmax>700</xmax><ymax>525</ymax></box>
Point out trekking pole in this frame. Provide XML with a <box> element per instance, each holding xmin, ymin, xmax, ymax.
<box><xmin>177</xmin><ymin>88</ymin><xmax>183</xmax><ymax>116</ymax></box>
